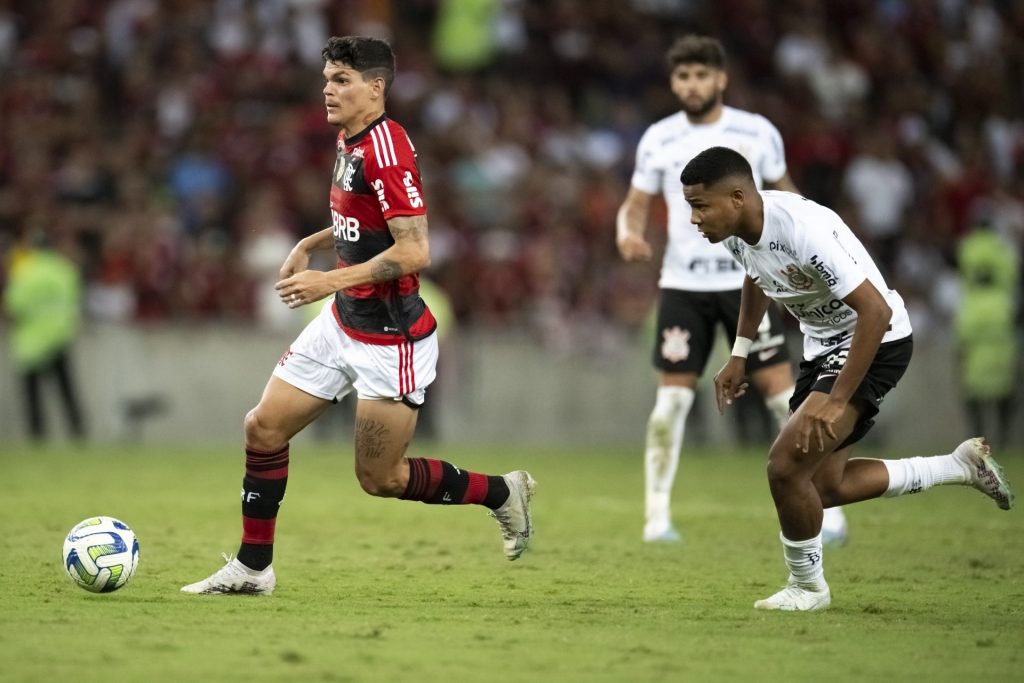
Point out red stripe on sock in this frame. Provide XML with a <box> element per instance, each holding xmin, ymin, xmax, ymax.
<box><xmin>242</xmin><ymin>516</ymin><xmax>277</xmax><ymax>544</ymax></box>
<box><xmin>409</xmin><ymin>458</ymin><xmax>425</xmax><ymax>498</ymax></box>
<box><xmin>462</xmin><ymin>471</ymin><xmax>487</xmax><ymax>504</ymax></box>
<box><xmin>423</xmin><ymin>458</ymin><xmax>443</xmax><ymax>499</ymax></box>
<box><xmin>250</xmin><ymin>465</ymin><xmax>289</xmax><ymax>480</ymax></box>
<box><xmin>246</xmin><ymin>446</ymin><xmax>289</xmax><ymax>479</ymax></box>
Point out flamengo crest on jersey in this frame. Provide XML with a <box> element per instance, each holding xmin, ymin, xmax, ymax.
<box><xmin>329</xmin><ymin>114</ymin><xmax>436</xmax><ymax>345</ymax></box>
<box><xmin>724</xmin><ymin>191</ymin><xmax>912</xmax><ymax>360</ymax></box>
<box><xmin>631</xmin><ymin>107</ymin><xmax>788</xmax><ymax>292</ymax></box>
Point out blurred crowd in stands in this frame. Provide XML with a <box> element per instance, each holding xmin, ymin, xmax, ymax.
<box><xmin>0</xmin><ymin>0</ymin><xmax>1022</xmax><ymax>350</ymax></box>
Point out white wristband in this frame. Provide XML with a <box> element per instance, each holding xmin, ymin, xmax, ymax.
<box><xmin>731</xmin><ymin>336</ymin><xmax>753</xmax><ymax>359</ymax></box>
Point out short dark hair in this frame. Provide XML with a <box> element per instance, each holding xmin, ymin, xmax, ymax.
<box><xmin>665</xmin><ymin>35</ymin><xmax>726</xmax><ymax>72</ymax></box>
<box><xmin>322</xmin><ymin>36</ymin><xmax>395</xmax><ymax>95</ymax></box>
<box><xmin>680</xmin><ymin>147</ymin><xmax>754</xmax><ymax>187</ymax></box>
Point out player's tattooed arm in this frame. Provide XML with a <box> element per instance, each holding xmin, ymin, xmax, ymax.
<box><xmin>388</xmin><ymin>213</ymin><xmax>429</xmax><ymax>247</ymax></box>
<box><xmin>366</xmin><ymin>214</ymin><xmax>431</xmax><ymax>282</ymax></box>
<box><xmin>325</xmin><ymin>214</ymin><xmax>431</xmax><ymax>289</ymax></box>
<box><xmin>370</xmin><ymin>259</ymin><xmax>402</xmax><ymax>282</ymax></box>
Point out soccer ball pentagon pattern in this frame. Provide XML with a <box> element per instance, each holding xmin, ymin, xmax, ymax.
<box><xmin>62</xmin><ymin>516</ymin><xmax>140</xmax><ymax>593</ymax></box>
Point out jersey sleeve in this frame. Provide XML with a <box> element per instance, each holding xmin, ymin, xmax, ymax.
<box><xmin>758</xmin><ymin>116</ymin><xmax>788</xmax><ymax>185</ymax></box>
<box><xmin>629</xmin><ymin>127</ymin><xmax>663</xmax><ymax>194</ymax></box>
<box><xmin>365</xmin><ymin>123</ymin><xmax>427</xmax><ymax>219</ymax></box>
<box><xmin>798</xmin><ymin>214</ymin><xmax>866</xmax><ymax>300</ymax></box>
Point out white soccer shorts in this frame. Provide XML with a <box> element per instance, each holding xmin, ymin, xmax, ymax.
<box><xmin>272</xmin><ymin>299</ymin><xmax>438</xmax><ymax>406</ymax></box>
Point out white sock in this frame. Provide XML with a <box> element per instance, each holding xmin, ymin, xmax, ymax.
<box><xmin>764</xmin><ymin>386</ymin><xmax>794</xmax><ymax>431</ymax></box>
<box><xmin>781</xmin><ymin>532</ymin><xmax>827</xmax><ymax>590</ymax></box>
<box><xmin>881</xmin><ymin>454</ymin><xmax>971</xmax><ymax>497</ymax></box>
<box><xmin>644</xmin><ymin>386</ymin><xmax>694</xmax><ymax>525</ymax></box>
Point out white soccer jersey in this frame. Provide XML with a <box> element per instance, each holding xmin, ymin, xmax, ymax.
<box><xmin>631</xmin><ymin>106</ymin><xmax>788</xmax><ymax>291</ymax></box>
<box><xmin>724</xmin><ymin>191</ymin><xmax>912</xmax><ymax>360</ymax></box>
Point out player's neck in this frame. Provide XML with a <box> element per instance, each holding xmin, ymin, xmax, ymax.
<box><xmin>736</xmin><ymin>197</ymin><xmax>765</xmax><ymax>245</ymax></box>
<box><xmin>684</xmin><ymin>103</ymin><xmax>724</xmax><ymax>126</ymax></box>
<box><xmin>342</xmin><ymin>107</ymin><xmax>386</xmax><ymax>138</ymax></box>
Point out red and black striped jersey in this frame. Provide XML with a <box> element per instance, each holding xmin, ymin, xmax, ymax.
<box><xmin>328</xmin><ymin>114</ymin><xmax>436</xmax><ymax>345</ymax></box>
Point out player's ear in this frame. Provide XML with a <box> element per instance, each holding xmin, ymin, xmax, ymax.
<box><xmin>717</xmin><ymin>69</ymin><xmax>728</xmax><ymax>92</ymax></box>
<box><xmin>370</xmin><ymin>75</ymin><xmax>386</xmax><ymax>100</ymax></box>
<box><xmin>730</xmin><ymin>186</ymin><xmax>745</xmax><ymax>209</ymax></box>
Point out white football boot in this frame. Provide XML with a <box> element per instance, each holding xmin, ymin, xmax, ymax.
<box><xmin>754</xmin><ymin>578</ymin><xmax>831</xmax><ymax>612</ymax></box>
<box><xmin>643</xmin><ymin>519</ymin><xmax>681</xmax><ymax>543</ymax></box>
<box><xmin>952</xmin><ymin>437</ymin><xmax>1014</xmax><ymax>510</ymax></box>
<box><xmin>181</xmin><ymin>553</ymin><xmax>276</xmax><ymax>595</ymax></box>
<box><xmin>490</xmin><ymin>471</ymin><xmax>536</xmax><ymax>560</ymax></box>
<box><xmin>821</xmin><ymin>507</ymin><xmax>849</xmax><ymax>547</ymax></box>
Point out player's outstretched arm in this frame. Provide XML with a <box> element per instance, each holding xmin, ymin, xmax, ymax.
<box><xmin>616</xmin><ymin>187</ymin><xmax>656</xmax><ymax>261</ymax></box>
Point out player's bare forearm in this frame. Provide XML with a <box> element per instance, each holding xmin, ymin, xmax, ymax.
<box><xmin>616</xmin><ymin>187</ymin><xmax>655</xmax><ymax>261</ymax></box>
<box><xmin>736</xmin><ymin>276</ymin><xmax>771</xmax><ymax>339</ymax></box>
<box><xmin>279</xmin><ymin>227</ymin><xmax>334</xmax><ymax>281</ymax></box>
<box><xmin>297</xmin><ymin>227</ymin><xmax>335</xmax><ymax>254</ymax></box>
<box><xmin>276</xmin><ymin>216</ymin><xmax>430</xmax><ymax>308</ymax></box>
<box><xmin>327</xmin><ymin>214</ymin><xmax>430</xmax><ymax>290</ymax></box>
<box><xmin>830</xmin><ymin>280</ymin><xmax>892</xmax><ymax>405</ymax></box>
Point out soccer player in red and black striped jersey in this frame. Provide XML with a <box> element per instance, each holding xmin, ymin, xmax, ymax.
<box><xmin>182</xmin><ymin>36</ymin><xmax>535</xmax><ymax>595</ymax></box>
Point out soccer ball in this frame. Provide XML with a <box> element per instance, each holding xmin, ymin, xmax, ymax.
<box><xmin>62</xmin><ymin>516</ymin><xmax>140</xmax><ymax>593</ymax></box>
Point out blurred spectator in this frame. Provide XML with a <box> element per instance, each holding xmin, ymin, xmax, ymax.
<box><xmin>3</xmin><ymin>229</ymin><xmax>86</xmax><ymax>441</ymax></box>
<box><xmin>842</xmin><ymin>129</ymin><xmax>914</xmax><ymax>275</ymax></box>
<box><xmin>238</xmin><ymin>183</ymin><xmax>300</xmax><ymax>331</ymax></box>
<box><xmin>0</xmin><ymin>0</ymin><xmax>1019</xmax><ymax>351</ymax></box>
<box><xmin>954</xmin><ymin>222</ymin><xmax>1019</xmax><ymax>447</ymax></box>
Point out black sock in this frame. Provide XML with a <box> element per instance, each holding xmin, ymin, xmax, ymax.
<box><xmin>401</xmin><ymin>457</ymin><xmax>510</xmax><ymax>508</ymax></box>
<box><xmin>237</xmin><ymin>445</ymin><xmax>289</xmax><ymax>571</ymax></box>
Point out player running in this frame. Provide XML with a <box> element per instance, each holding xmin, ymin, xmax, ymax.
<box><xmin>182</xmin><ymin>36</ymin><xmax>535</xmax><ymax>595</ymax></box>
<box><xmin>681</xmin><ymin>146</ymin><xmax>1013</xmax><ymax>611</ymax></box>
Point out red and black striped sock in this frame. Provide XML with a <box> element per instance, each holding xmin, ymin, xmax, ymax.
<box><xmin>400</xmin><ymin>457</ymin><xmax>510</xmax><ymax>509</ymax></box>
<box><xmin>236</xmin><ymin>445</ymin><xmax>289</xmax><ymax>571</ymax></box>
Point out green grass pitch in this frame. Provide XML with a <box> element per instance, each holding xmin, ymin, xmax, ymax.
<box><xmin>3</xmin><ymin>442</ymin><xmax>1021</xmax><ymax>682</ymax></box>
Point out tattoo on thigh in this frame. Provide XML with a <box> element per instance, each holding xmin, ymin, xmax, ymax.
<box><xmin>355</xmin><ymin>418</ymin><xmax>390</xmax><ymax>459</ymax></box>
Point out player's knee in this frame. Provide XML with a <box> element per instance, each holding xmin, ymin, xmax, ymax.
<box><xmin>355</xmin><ymin>466</ymin><xmax>403</xmax><ymax>498</ymax></box>
<box><xmin>243</xmin><ymin>408</ymin><xmax>285</xmax><ymax>452</ymax></box>
<box><xmin>765</xmin><ymin>450</ymin><xmax>800</xmax><ymax>489</ymax></box>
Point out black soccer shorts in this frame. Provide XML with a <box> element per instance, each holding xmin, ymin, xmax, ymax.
<box><xmin>652</xmin><ymin>288</ymin><xmax>790</xmax><ymax>375</ymax></box>
<box><xmin>790</xmin><ymin>335</ymin><xmax>914</xmax><ymax>450</ymax></box>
